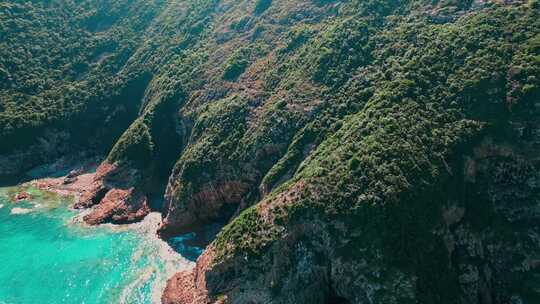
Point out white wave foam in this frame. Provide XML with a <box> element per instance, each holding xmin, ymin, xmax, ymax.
<box><xmin>115</xmin><ymin>212</ymin><xmax>195</xmax><ymax>304</ymax></box>
<box><xmin>11</xmin><ymin>207</ymin><xmax>32</xmax><ymax>215</ymax></box>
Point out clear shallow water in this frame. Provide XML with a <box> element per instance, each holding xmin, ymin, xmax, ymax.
<box><xmin>0</xmin><ymin>186</ymin><xmax>191</xmax><ymax>304</ymax></box>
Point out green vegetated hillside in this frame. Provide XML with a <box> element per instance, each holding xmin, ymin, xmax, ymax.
<box><xmin>2</xmin><ymin>0</ymin><xmax>540</xmax><ymax>303</ymax></box>
<box><xmin>0</xmin><ymin>0</ymin><xmax>214</xmax><ymax>176</ymax></box>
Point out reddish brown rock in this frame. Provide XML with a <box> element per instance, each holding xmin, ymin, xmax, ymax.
<box><xmin>162</xmin><ymin>271</ymin><xmax>197</xmax><ymax>304</ymax></box>
<box><xmin>83</xmin><ymin>188</ymin><xmax>150</xmax><ymax>225</ymax></box>
<box><xmin>74</xmin><ymin>162</ymin><xmax>117</xmax><ymax>209</ymax></box>
<box><xmin>162</xmin><ymin>249</ymin><xmax>216</xmax><ymax>304</ymax></box>
<box><xmin>14</xmin><ymin>191</ymin><xmax>32</xmax><ymax>202</ymax></box>
<box><xmin>30</xmin><ymin>161</ymin><xmax>150</xmax><ymax>226</ymax></box>
<box><xmin>160</xmin><ymin>181</ymin><xmax>249</xmax><ymax>236</ymax></box>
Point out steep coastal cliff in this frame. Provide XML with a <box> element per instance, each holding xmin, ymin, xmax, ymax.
<box><xmin>1</xmin><ymin>0</ymin><xmax>539</xmax><ymax>303</ymax></box>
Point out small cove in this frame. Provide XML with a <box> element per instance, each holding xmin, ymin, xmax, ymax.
<box><xmin>0</xmin><ymin>185</ymin><xmax>195</xmax><ymax>304</ymax></box>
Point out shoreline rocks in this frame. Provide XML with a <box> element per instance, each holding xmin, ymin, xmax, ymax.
<box><xmin>31</xmin><ymin>162</ymin><xmax>151</xmax><ymax>226</ymax></box>
<box><xmin>83</xmin><ymin>188</ymin><xmax>150</xmax><ymax>225</ymax></box>
<box><xmin>162</xmin><ymin>248</ymin><xmax>215</xmax><ymax>304</ymax></box>
<box><xmin>159</xmin><ymin>180</ymin><xmax>250</xmax><ymax>237</ymax></box>
<box><xmin>14</xmin><ymin>191</ymin><xmax>32</xmax><ymax>202</ymax></box>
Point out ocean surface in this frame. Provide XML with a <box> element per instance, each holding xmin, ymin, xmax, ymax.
<box><xmin>0</xmin><ymin>185</ymin><xmax>194</xmax><ymax>304</ymax></box>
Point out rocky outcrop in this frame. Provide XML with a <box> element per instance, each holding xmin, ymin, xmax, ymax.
<box><xmin>74</xmin><ymin>162</ymin><xmax>117</xmax><ymax>209</ymax></box>
<box><xmin>160</xmin><ymin>181</ymin><xmax>251</xmax><ymax>236</ymax></box>
<box><xmin>29</xmin><ymin>160</ymin><xmax>151</xmax><ymax>225</ymax></box>
<box><xmin>162</xmin><ymin>249</ymin><xmax>215</xmax><ymax>304</ymax></box>
<box><xmin>73</xmin><ymin>162</ymin><xmax>151</xmax><ymax>225</ymax></box>
<box><xmin>83</xmin><ymin>188</ymin><xmax>150</xmax><ymax>225</ymax></box>
<box><xmin>439</xmin><ymin>138</ymin><xmax>540</xmax><ymax>304</ymax></box>
<box><xmin>14</xmin><ymin>191</ymin><xmax>32</xmax><ymax>202</ymax></box>
<box><xmin>162</xmin><ymin>271</ymin><xmax>199</xmax><ymax>304</ymax></box>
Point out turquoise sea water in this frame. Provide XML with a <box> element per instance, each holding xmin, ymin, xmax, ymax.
<box><xmin>0</xmin><ymin>186</ymin><xmax>188</xmax><ymax>304</ymax></box>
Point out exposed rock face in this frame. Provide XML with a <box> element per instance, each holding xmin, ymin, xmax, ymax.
<box><xmin>160</xmin><ymin>181</ymin><xmax>250</xmax><ymax>236</ymax></box>
<box><xmin>29</xmin><ymin>160</ymin><xmax>151</xmax><ymax>225</ymax></box>
<box><xmin>162</xmin><ymin>272</ymin><xmax>199</xmax><ymax>304</ymax></box>
<box><xmin>83</xmin><ymin>188</ymin><xmax>150</xmax><ymax>225</ymax></box>
<box><xmin>440</xmin><ymin>139</ymin><xmax>540</xmax><ymax>304</ymax></box>
<box><xmin>162</xmin><ymin>249</ymin><xmax>215</xmax><ymax>304</ymax></box>
<box><xmin>74</xmin><ymin>162</ymin><xmax>118</xmax><ymax>209</ymax></box>
<box><xmin>74</xmin><ymin>162</ymin><xmax>151</xmax><ymax>225</ymax></box>
<box><xmin>162</xmin><ymin>271</ymin><xmax>198</xmax><ymax>304</ymax></box>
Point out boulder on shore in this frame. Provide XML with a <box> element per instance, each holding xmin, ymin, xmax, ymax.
<box><xmin>14</xmin><ymin>191</ymin><xmax>32</xmax><ymax>202</ymax></box>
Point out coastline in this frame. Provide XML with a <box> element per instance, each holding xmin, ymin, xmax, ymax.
<box><xmin>19</xmin><ymin>171</ymin><xmax>194</xmax><ymax>304</ymax></box>
<box><xmin>116</xmin><ymin>212</ymin><xmax>195</xmax><ymax>304</ymax></box>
